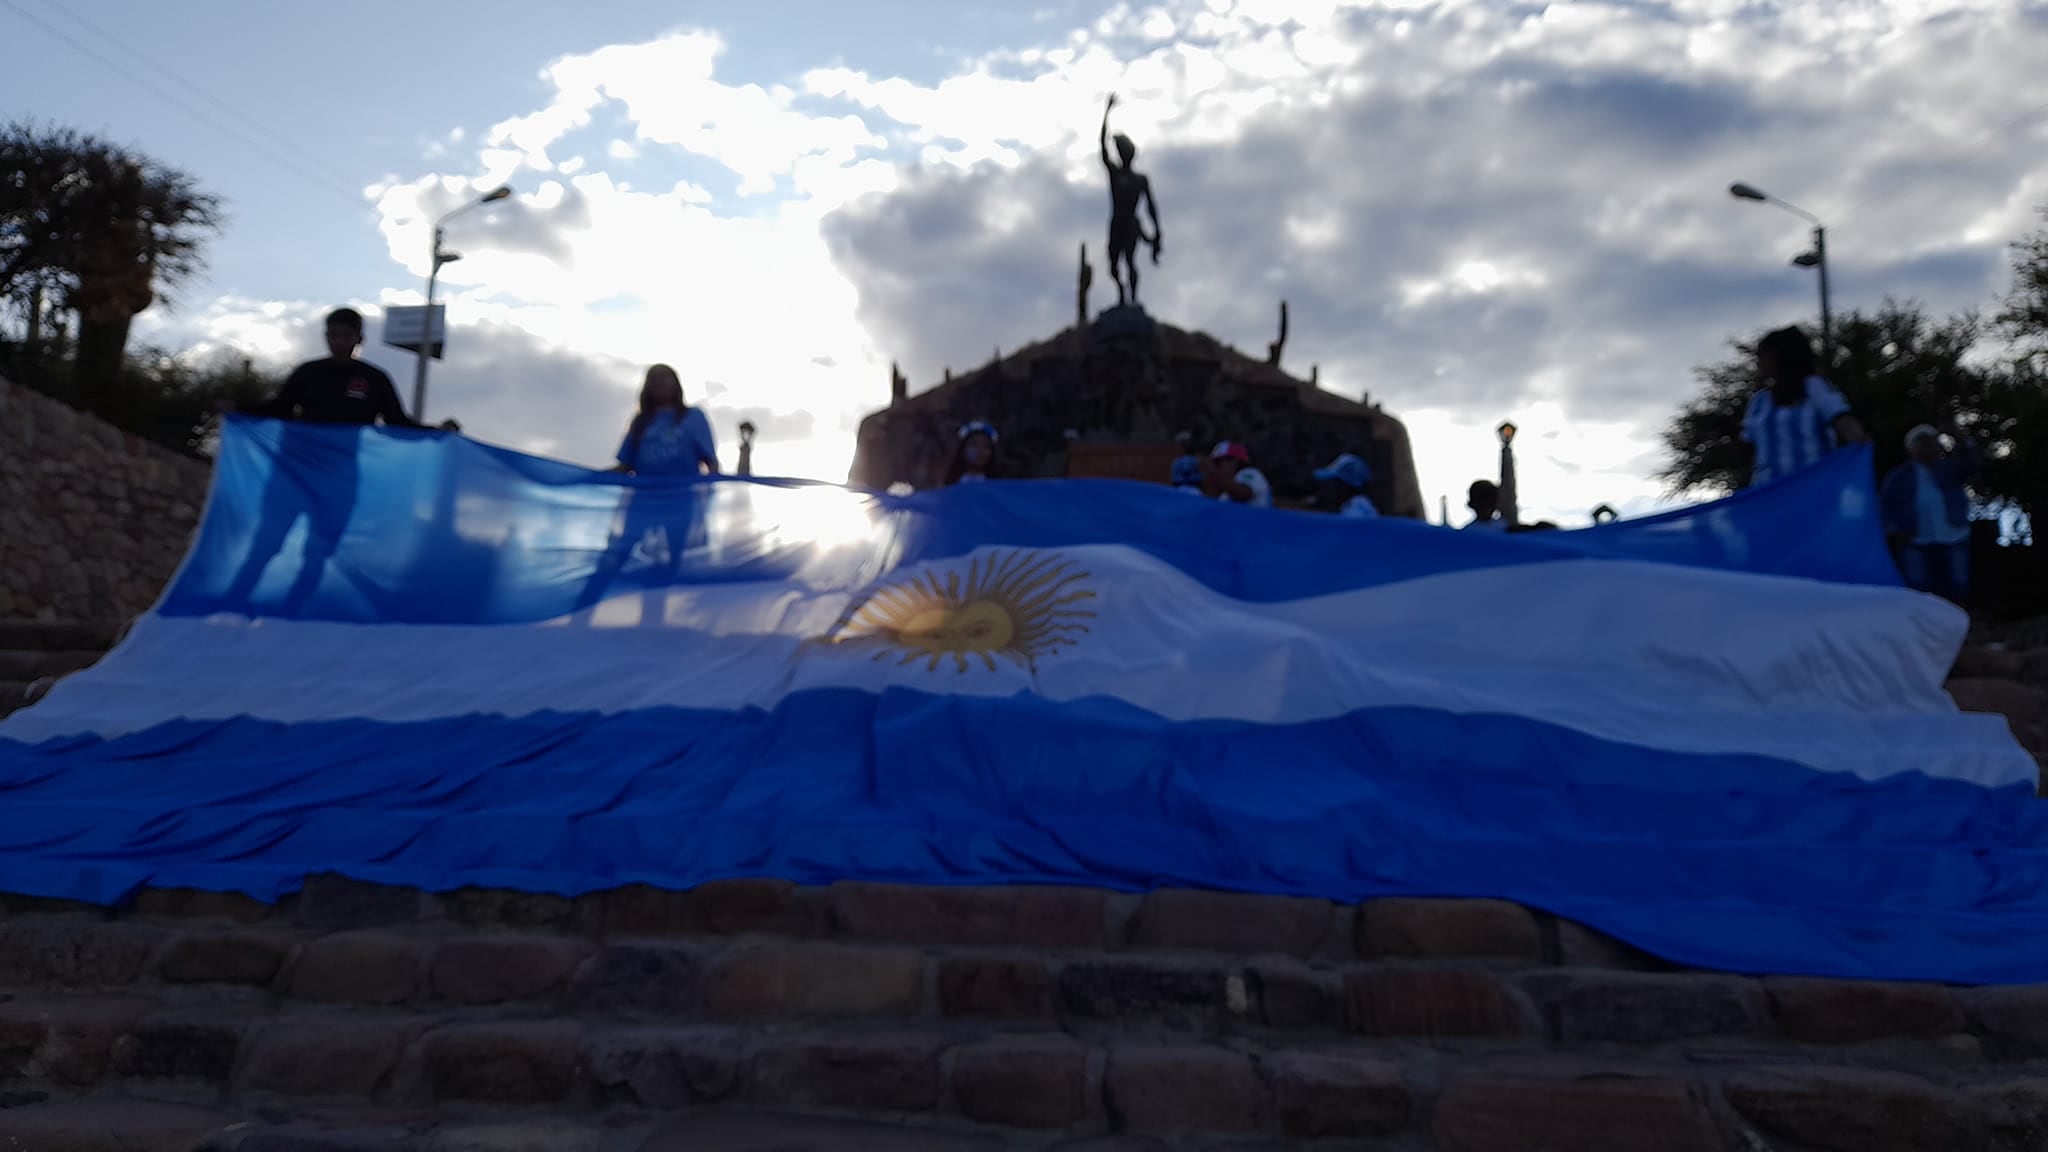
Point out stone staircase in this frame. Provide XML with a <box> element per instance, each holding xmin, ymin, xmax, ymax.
<box><xmin>1</xmin><ymin>876</ymin><xmax>2046</xmax><ymax>1151</ymax></box>
<box><xmin>0</xmin><ymin>620</ymin><xmax>120</xmax><ymax>721</ymax></box>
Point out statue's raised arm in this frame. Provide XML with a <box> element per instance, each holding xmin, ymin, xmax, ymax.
<box><xmin>1099</xmin><ymin>93</ymin><xmax>1117</xmax><ymax>171</ymax></box>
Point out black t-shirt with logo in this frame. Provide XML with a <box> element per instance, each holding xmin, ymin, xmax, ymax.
<box><xmin>256</xmin><ymin>358</ymin><xmax>418</xmax><ymax>426</ymax></box>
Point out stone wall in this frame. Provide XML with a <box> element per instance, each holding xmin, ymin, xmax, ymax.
<box><xmin>0</xmin><ymin>374</ymin><xmax>211</xmax><ymax>623</ymax></box>
<box><xmin>2</xmin><ymin>875</ymin><xmax>2044</xmax><ymax>1150</ymax></box>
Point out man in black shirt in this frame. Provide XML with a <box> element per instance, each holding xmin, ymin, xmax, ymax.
<box><xmin>249</xmin><ymin>308</ymin><xmax>456</xmax><ymax>429</ymax></box>
<box><xmin>221</xmin><ymin>307</ymin><xmax>455</xmax><ymax>614</ymax></box>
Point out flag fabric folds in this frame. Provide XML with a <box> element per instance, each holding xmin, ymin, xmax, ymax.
<box><xmin>1</xmin><ymin>419</ymin><xmax>2042</xmax><ymax>983</ymax></box>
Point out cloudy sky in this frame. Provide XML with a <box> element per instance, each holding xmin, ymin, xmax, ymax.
<box><xmin>5</xmin><ymin>0</ymin><xmax>2046</xmax><ymax>523</ymax></box>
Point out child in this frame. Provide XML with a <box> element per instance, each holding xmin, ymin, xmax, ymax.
<box><xmin>946</xmin><ymin>421</ymin><xmax>999</xmax><ymax>485</ymax></box>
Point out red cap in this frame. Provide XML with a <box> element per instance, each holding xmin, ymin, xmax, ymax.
<box><xmin>1211</xmin><ymin>441</ymin><xmax>1251</xmax><ymax>464</ymax></box>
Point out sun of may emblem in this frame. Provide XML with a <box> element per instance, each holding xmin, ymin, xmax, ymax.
<box><xmin>818</xmin><ymin>550</ymin><xmax>1097</xmax><ymax>673</ymax></box>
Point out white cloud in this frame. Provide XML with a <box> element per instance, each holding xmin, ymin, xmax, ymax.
<box><xmin>183</xmin><ymin>0</ymin><xmax>2048</xmax><ymax>524</ymax></box>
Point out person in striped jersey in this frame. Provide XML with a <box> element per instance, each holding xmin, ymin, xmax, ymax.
<box><xmin>1741</xmin><ymin>325</ymin><xmax>1868</xmax><ymax>488</ymax></box>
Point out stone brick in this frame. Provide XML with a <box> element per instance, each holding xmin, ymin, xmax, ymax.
<box><xmin>237</xmin><ymin>1016</ymin><xmax>416</xmax><ymax>1098</ymax></box>
<box><xmin>1106</xmin><ymin>1045</ymin><xmax>1267</xmax><ymax>1133</ymax></box>
<box><xmin>1345</xmin><ymin>968</ymin><xmax>1537</xmax><ymax>1038</ymax></box>
<box><xmin>114</xmin><ymin>1012</ymin><xmax>246</xmax><ymax>1084</ymax></box>
<box><xmin>950</xmin><ymin>1035</ymin><xmax>1089</xmax><ymax>1129</ymax></box>
<box><xmin>1554</xmin><ymin>918</ymin><xmax>1666</xmax><ymax>970</ymax></box>
<box><xmin>130</xmin><ymin>887</ymin><xmax>274</xmax><ymax>924</ymax></box>
<box><xmin>429</xmin><ymin>936</ymin><xmax>589</xmax><ymax>1004</ymax></box>
<box><xmin>1954</xmin><ymin>645</ymin><xmax>2027</xmax><ymax>680</ymax></box>
<box><xmin>1971</xmin><ymin>1079</ymin><xmax>2048</xmax><ymax>1152</ymax></box>
<box><xmin>0</xmin><ymin>921</ymin><xmax>166</xmax><ymax>987</ymax></box>
<box><xmin>643</xmin><ymin>1113</ymin><xmax>1004</xmax><ymax>1152</ymax></box>
<box><xmin>937</xmin><ymin>955</ymin><xmax>1054</xmax><ymax>1019</ymax></box>
<box><xmin>1520</xmin><ymin>971</ymin><xmax>1763</xmax><ymax>1044</ymax></box>
<box><xmin>444</xmin><ymin>888</ymin><xmax>575</xmax><ymax>931</ymax></box>
<box><xmin>703</xmin><ymin>943</ymin><xmax>924</xmax><ymax>1018</ymax></box>
<box><xmin>1964</xmin><ymin>986</ymin><xmax>2048</xmax><ymax>1058</ymax></box>
<box><xmin>587</xmin><ymin>1027</ymin><xmax>744</xmax><ymax>1109</ymax></box>
<box><xmin>582</xmin><ymin>879</ymin><xmax>819</xmax><ymax>937</ymax></box>
<box><xmin>1127</xmin><ymin>889</ymin><xmax>1334</xmax><ymax>958</ymax></box>
<box><xmin>159</xmin><ymin>931</ymin><xmax>296</xmax><ymax>986</ymax></box>
<box><xmin>421</xmin><ymin>1121</ymin><xmax>604</xmax><ymax>1152</ymax></box>
<box><xmin>570</xmin><ymin>940</ymin><xmax>709</xmax><ymax>1014</ymax></box>
<box><xmin>424</xmin><ymin>1021</ymin><xmax>582</xmax><ymax>1104</ymax></box>
<box><xmin>0</xmin><ymin>996</ymin><xmax>152</xmax><ymax>1086</ymax></box>
<box><xmin>1950</xmin><ymin>678</ymin><xmax>2047</xmax><ymax>737</ymax></box>
<box><xmin>1059</xmin><ymin>957</ymin><xmax>1230</xmax><ymax>1030</ymax></box>
<box><xmin>1263</xmin><ymin>1051</ymin><xmax>1409</xmax><ymax>1139</ymax></box>
<box><xmin>1765</xmin><ymin>977</ymin><xmax>1961</xmax><ymax>1044</ymax></box>
<box><xmin>749</xmin><ymin>1032</ymin><xmax>948</xmax><ymax>1113</ymax></box>
<box><xmin>830</xmin><ymin>882</ymin><xmax>1107</xmax><ymax>948</ymax></box>
<box><xmin>0</xmin><ymin>1100</ymin><xmax>229</xmax><ymax>1152</ymax></box>
<box><xmin>1725</xmin><ymin>1068</ymin><xmax>1981</xmax><ymax>1152</ymax></box>
<box><xmin>294</xmin><ymin>874</ymin><xmax>443</xmax><ymax>930</ymax></box>
<box><xmin>288</xmin><ymin>932</ymin><xmax>423</xmax><ymax>1005</ymax></box>
<box><xmin>1434</xmin><ymin>1067</ymin><xmax>1722</xmax><ymax>1152</ymax></box>
<box><xmin>1355</xmin><ymin>898</ymin><xmax>1542</xmax><ymax>961</ymax></box>
<box><xmin>1247</xmin><ymin>960</ymin><xmax>1341</xmax><ymax>1030</ymax></box>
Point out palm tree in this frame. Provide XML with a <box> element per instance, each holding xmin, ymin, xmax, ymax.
<box><xmin>1</xmin><ymin>121</ymin><xmax>221</xmax><ymax>412</ymax></box>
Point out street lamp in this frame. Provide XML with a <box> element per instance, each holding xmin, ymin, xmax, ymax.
<box><xmin>1729</xmin><ymin>181</ymin><xmax>1831</xmax><ymax>365</ymax></box>
<box><xmin>413</xmin><ymin>184</ymin><xmax>512</xmax><ymax>421</ymax></box>
<box><xmin>1496</xmin><ymin>420</ymin><xmax>1519</xmax><ymax>527</ymax></box>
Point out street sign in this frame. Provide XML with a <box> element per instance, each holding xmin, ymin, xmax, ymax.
<box><xmin>382</xmin><ymin>305</ymin><xmax>446</xmax><ymax>359</ymax></box>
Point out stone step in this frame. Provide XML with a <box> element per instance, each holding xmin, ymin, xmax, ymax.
<box><xmin>0</xmin><ymin>619</ymin><xmax>120</xmax><ymax>654</ymax></box>
<box><xmin>0</xmin><ymin>878</ymin><xmax>2041</xmax><ymax>1150</ymax></box>
<box><xmin>0</xmin><ymin>647</ymin><xmax>104</xmax><ymax>682</ymax></box>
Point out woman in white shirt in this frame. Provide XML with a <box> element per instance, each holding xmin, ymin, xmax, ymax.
<box><xmin>1741</xmin><ymin>326</ymin><xmax>1867</xmax><ymax>486</ymax></box>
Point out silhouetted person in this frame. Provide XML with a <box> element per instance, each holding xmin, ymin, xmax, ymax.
<box><xmin>1314</xmin><ymin>453</ymin><xmax>1378</xmax><ymax>518</ymax></box>
<box><xmin>1203</xmin><ymin>442</ymin><xmax>1271</xmax><ymax>508</ymax></box>
<box><xmin>1464</xmin><ymin>481</ymin><xmax>1506</xmax><ymax>531</ymax></box>
<box><xmin>1882</xmin><ymin>423</ymin><xmax>1980</xmax><ymax>605</ymax></box>
<box><xmin>738</xmin><ymin>420</ymin><xmax>757</xmax><ymax>478</ymax></box>
<box><xmin>1099</xmin><ymin>94</ymin><xmax>1162</xmax><ymax>307</ymax></box>
<box><xmin>578</xmin><ymin>365</ymin><xmax>719</xmax><ymax>615</ymax></box>
<box><xmin>946</xmin><ymin>421</ymin><xmax>999</xmax><ymax>485</ymax></box>
<box><xmin>221</xmin><ymin>308</ymin><xmax>455</xmax><ymax>614</ymax></box>
<box><xmin>1742</xmin><ymin>324</ymin><xmax>1867</xmax><ymax>487</ymax></box>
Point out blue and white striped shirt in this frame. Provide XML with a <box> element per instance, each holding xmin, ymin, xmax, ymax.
<box><xmin>1742</xmin><ymin>377</ymin><xmax>1850</xmax><ymax>487</ymax></box>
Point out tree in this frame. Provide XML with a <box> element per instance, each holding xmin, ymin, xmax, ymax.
<box><xmin>1659</xmin><ymin>301</ymin><xmax>1998</xmax><ymax>497</ymax></box>
<box><xmin>114</xmin><ymin>346</ymin><xmax>278</xmax><ymax>459</ymax></box>
<box><xmin>1987</xmin><ymin>209</ymin><xmax>2048</xmax><ymax>534</ymax></box>
<box><xmin>1</xmin><ymin>120</ymin><xmax>222</xmax><ymax>412</ymax></box>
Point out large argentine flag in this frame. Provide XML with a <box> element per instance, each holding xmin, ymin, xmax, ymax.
<box><xmin>2</xmin><ymin>419</ymin><xmax>2043</xmax><ymax>983</ymax></box>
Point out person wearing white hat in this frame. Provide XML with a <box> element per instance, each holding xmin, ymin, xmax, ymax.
<box><xmin>1313</xmin><ymin>453</ymin><xmax>1379</xmax><ymax>519</ymax></box>
<box><xmin>946</xmin><ymin>421</ymin><xmax>1000</xmax><ymax>485</ymax></box>
<box><xmin>1879</xmin><ymin>422</ymin><xmax>1980</xmax><ymax>605</ymax></box>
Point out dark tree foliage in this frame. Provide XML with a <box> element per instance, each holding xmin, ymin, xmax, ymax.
<box><xmin>1659</xmin><ymin>302</ymin><xmax>1995</xmax><ymax>497</ymax></box>
<box><xmin>1</xmin><ymin>120</ymin><xmax>224</xmax><ymax>410</ymax></box>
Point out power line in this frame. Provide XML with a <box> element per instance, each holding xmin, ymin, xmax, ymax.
<box><xmin>0</xmin><ymin>0</ymin><xmax>369</xmax><ymax>212</ymax></box>
<box><xmin>31</xmin><ymin>0</ymin><xmax>367</xmax><ymax>193</ymax></box>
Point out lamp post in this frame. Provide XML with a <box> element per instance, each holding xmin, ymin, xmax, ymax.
<box><xmin>1729</xmin><ymin>182</ymin><xmax>1831</xmax><ymax>365</ymax></box>
<box><xmin>1497</xmin><ymin>420</ymin><xmax>1519</xmax><ymax>527</ymax></box>
<box><xmin>413</xmin><ymin>184</ymin><xmax>512</xmax><ymax>421</ymax></box>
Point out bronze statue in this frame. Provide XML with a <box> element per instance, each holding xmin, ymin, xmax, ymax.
<box><xmin>1099</xmin><ymin>94</ymin><xmax>1161</xmax><ymax>307</ymax></box>
<box><xmin>1077</xmin><ymin>242</ymin><xmax>1094</xmax><ymax>329</ymax></box>
<box><xmin>1267</xmin><ymin>300</ymin><xmax>1289</xmax><ymax>366</ymax></box>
